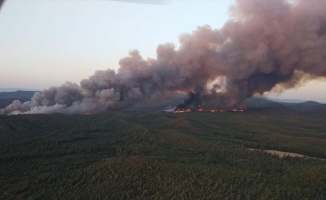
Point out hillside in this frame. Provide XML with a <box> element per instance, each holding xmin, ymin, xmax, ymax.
<box><xmin>241</xmin><ymin>97</ymin><xmax>326</xmax><ymax>113</ymax></box>
<box><xmin>0</xmin><ymin>90</ymin><xmax>37</xmax><ymax>109</ymax></box>
<box><xmin>1</xmin><ymin>111</ymin><xmax>326</xmax><ymax>199</ymax></box>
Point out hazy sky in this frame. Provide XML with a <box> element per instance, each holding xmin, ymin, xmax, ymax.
<box><xmin>0</xmin><ymin>0</ymin><xmax>325</xmax><ymax>102</ymax></box>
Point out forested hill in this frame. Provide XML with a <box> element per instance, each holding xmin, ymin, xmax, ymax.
<box><xmin>241</xmin><ymin>97</ymin><xmax>326</xmax><ymax>113</ymax></box>
<box><xmin>1</xmin><ymin>110</ymin><xmax>326</xmax><ymax>199</ymax></box>
<box><xmin>0</xmin><ymin>90</ymin><xmax>37</xmax><ymax>109</ymax></box>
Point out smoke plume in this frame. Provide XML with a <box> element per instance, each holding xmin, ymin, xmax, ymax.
<box><xmin>2</xmin><ymin>0</ymin><xmax>326</xmax><ymax>114</ymax></box>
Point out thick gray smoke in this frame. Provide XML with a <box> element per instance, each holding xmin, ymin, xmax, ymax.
<box><xmin>2</xmin><ymin>0</ymin><xmax>326</xmax><ymax>114</ymax></box>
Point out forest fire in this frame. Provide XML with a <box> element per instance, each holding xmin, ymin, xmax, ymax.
<box><xmin>173</xmin><ymin>107</ymin><xmax>246</xmax><ymax>114</ymax></box>
<box><xmin>2</xmin><ymin>0</ymin><xmax>325</xmax><ymax>116</ymax></box>
<box><xmin>81</xmin><ymin>112</ymin><xmax>91</xmax><ymax>115</ymax></box>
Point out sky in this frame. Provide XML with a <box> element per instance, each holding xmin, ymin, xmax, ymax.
<box><xmin>0</xmin><ymin>0</ymin><xmax>325</xmax><ymax>103</ymax></box>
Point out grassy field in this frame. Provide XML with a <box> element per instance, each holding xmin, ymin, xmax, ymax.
<box><xmin>1</xmin><ymin>110</ymin><xmax>326</xmax><ymax>199</ymax></box>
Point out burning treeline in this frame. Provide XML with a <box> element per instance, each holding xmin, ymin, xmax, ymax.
<box><xmin>1</xmin><ymin>0</ymin><xmax>326</xmax><ymax>115</ymax></box>
<box><xmin>172</xmin><ymin>106</ymin><xmax>246</xmax><ymax>114</ymax></box>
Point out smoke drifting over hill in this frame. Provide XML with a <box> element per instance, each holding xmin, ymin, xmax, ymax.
<box><xmin>2</xmin><ymin>0</ymin><xmax>326</xmax><ymax>115</ymax></box>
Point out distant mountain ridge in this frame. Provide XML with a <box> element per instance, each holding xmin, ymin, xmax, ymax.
<box><xmin>241</xmin><ymin>97</ymin><xmax>326</xmax><ymax>113</ymax></box>
<box><xmin>0</xmin><ymin>90</ymin><xmax>38</xmax><ymax>99</ymax></box>
<box><xmin>0</xmin><ymin>88</ymin><xmax>37</xmax><ymax>92</ymax></box>
<box><xmin>0</xmin><ymin>90</ymin><xmax>38</xmax><ymax>109</ymax></box>
<box><xmin>266</xmin><ymin>97</ymin><xmax>306</xmax><ymax>103</ymax></box>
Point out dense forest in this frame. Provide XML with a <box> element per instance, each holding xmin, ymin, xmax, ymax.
<box><xmin>1</xmin><ymin>110</ymin><xmax>326</xmax><ymax>199</ymax></box>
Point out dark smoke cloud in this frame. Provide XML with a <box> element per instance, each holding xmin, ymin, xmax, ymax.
<box><xmin>0</xmin><ymin>0</ymin><xmax>5</xmax><ymax>10</ymax></box>
<box><xmin>2</xmin><ymin>0</ymin><xmax>326</xmax><ymax>114</ymax></box>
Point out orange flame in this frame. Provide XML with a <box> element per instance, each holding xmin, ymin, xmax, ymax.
<box><xmin>173</xmin><ymin>108</ymin><xmax>191</xmax><ymax>114</ymax></box>
<box><xmin>173</xmin><ymin>107</ymin><xmax>246</xmax><ymax>114</ymax></box>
